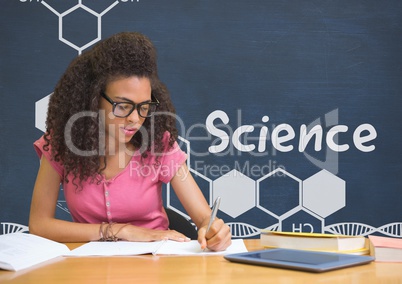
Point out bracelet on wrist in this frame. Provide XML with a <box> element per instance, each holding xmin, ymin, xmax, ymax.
<box><xmin>98</xmin><ymin>222</ymin><xmax>129</xmax><ymax>241</ymax></box>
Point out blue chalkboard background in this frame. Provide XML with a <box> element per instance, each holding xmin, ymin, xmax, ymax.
<box><xmin>1</xmin><ymin>0</ymin><xmax>401</xmax><ymax>237</ymax></box>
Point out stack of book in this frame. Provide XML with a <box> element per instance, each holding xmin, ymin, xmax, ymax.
<box><xmin>260</xmin><ymin>230</ymin><xmax>369</xmax><ymax>255</ymax></box>
<box><xmin>368</xmin><ymin>235</ymin><xmax>402</xmax><ymax>262</ymax></box>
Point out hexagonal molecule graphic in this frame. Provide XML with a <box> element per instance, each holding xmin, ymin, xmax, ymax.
<box><xmin>281</xmin><ymin>207</ymin><xmax>324</xmax><ymax>233</ymax></box>
<box><xmin>41</xmin><ymin>0</ymin><xmax>119</xmax><ymax>54</ymax></box>
<box><xmin>35</xmin><ymin>94</ymin><xmax>51</xmax><ymax>132</ymax></box>
<box><xmin>61</xmin><ymin>6</ymin><xmax>99</xmax><ymax>49</ymax></box>
<box><xmin>302</xmin><ymin>169</ymin><xmax>346</xmax><ymax>218</ymax></box>
<box><xmin>257</xmin><ymin>168</ymin><xmax>302</xmax><ymax>218</ymax></box>
<box><xmin>213</xmin><ymin>169</ymin><xmax>256</xmax><ymax>218</ymax></box>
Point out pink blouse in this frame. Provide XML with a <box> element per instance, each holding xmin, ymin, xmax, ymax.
<box><xmin>34</xmin><ymin>133</ymin><xmax>187</xmax><ymax>230</ymax></box>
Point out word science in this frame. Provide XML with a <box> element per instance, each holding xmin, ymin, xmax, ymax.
<box><xmin>206</xmin><ymin>110</ymin><xmax>377</xmax><ymax>155</ymax></box>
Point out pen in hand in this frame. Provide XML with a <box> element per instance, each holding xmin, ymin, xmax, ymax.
<box><xmin>203</xmin><ymin>196</ymin><xmax>221</xmax><ymax>251</ymax></box>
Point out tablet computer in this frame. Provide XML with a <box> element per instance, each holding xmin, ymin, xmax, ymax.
<box><xmin>224</xmin><ymin>248</ymin><xmax>374</xmax><ymax>273</ymax></box>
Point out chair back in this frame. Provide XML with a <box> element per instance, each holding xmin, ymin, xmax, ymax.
<box><xmin>165</xmin><ymin>208</ymin><xmax>198</xmax><ymax>240</ymax></box>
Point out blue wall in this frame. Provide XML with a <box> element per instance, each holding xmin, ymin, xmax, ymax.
<box><xmin>1</xmin><ymin>0</ymin><xmax>401</xmax><ymax>238</ymax></box>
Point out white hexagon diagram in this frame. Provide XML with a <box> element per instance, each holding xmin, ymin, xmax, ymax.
<box><xmin>302</xmin><ymin>169</ymin><xmax>346</xmax><ymax>218</ymax></box>
<box><xmin>41</xmin><ymin>0</ymin><xmax>120</xmax><ymax>54</ymax></box>
<box><xmin>35</xmin><ymin>94</ymin><xmax>51</xmax><ymax>132</ymax></box>
<box><xmin>257</xmin><ymin>168</ymin><xmax>302</xmax><ymax>219</ymax></box>
<box><xmin>213</xmin><ymin>169</ymin><xmax>256</xmax><ymax>218</ymax></box>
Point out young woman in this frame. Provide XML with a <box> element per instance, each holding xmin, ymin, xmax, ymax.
<box><xmin>29</xmin><ymin>32</ymin><xmax>231</xmax><ymax>251</ymax></box>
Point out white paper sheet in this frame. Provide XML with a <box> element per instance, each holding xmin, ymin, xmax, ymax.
<box><xmin>67</xmin><ymin>239</ymin><xmax>248</xmax><ymax>256</ymax></box>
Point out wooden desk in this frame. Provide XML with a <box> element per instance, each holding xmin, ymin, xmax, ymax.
<box><xmin>1</xmin><ymin>240</ymin><xmax>401</xmax><ymax>283</ymax></box>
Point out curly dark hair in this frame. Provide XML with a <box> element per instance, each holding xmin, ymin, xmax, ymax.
<box><xmin>43</xmin><ymin>32</ymin><xmax>178</xmax><ymax>185</ymax></box>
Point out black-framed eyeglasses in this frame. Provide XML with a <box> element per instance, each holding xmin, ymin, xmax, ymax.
<box><xmin>101</xmin><ymin>92</ymin><xmax>159</xmax><ymax>118</ymax></box>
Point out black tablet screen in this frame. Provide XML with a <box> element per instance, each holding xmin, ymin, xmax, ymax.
<box><xmin>251</xmin><ymin>250</ymin><xmax>341</xmax><ymax>265</ymax></box>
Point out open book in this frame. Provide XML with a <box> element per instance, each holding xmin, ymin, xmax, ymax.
<box><xmin>0</xmin><ymin>233</ymin><xmax>247</xmax><ymax>271</ymax></box>
<box><xmin>67</xmin><ymin>238</ymin><xmax>247</xmax><ymax>256</ymax></box>
<box><xmin>0</xmin><ymin>233</ymin><xmax>70</xmax><ymax>271</ymax></box>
